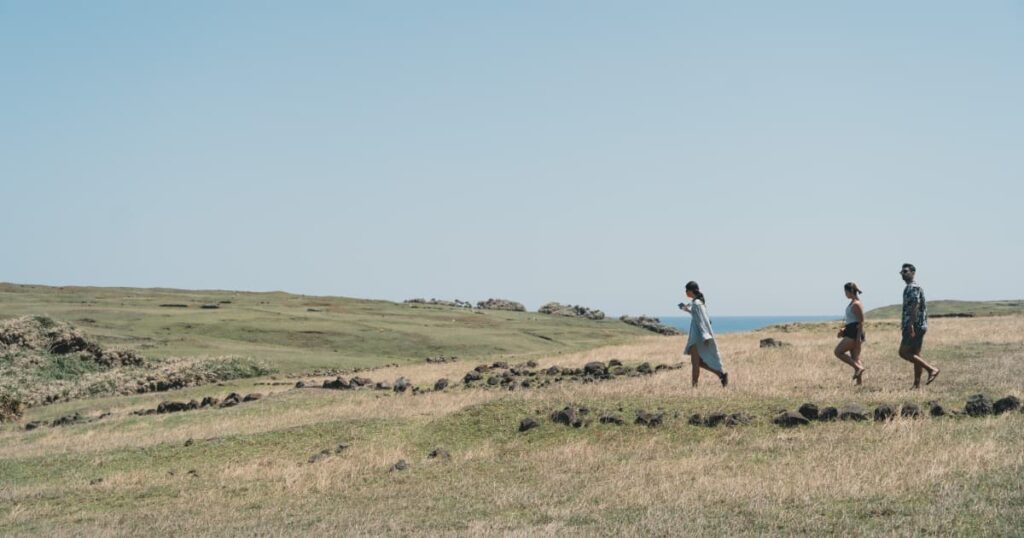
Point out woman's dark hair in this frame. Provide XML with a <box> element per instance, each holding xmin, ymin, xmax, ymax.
<box><xmin>685</xmin><ymin>281</ymin><xmax>706</xmax><ymax>304</ymax></box>
<box><xmin>844</xmin><ymin>282</ymin><xmax>862</xmax><ymax>296</ymax></box>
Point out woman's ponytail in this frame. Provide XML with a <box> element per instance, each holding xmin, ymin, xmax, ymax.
<box><xmin>685</xmin><ymin>281</ymin><xmax>706</xmax><ymax>305</ymax></box>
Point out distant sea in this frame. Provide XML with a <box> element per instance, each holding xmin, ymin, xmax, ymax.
<box><xmin>659</xmin><ymin>315</ymin><xmax>837</xmax><ymax>334</ymax></box>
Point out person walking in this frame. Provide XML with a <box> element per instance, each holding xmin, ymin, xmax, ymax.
<box><xmin>898</xmin><ymin>263</ymin><xmax>939</xmax><ymax>388</ymax></box>
<box><xmin>679</xmin><ymin>281</ymin><xmax>728</xmax><ymax>387</ymax></box>
<box><xmin>834</xmin><ymin>282</ymin><xmax>867</xmax><ymax>384</ymax></box>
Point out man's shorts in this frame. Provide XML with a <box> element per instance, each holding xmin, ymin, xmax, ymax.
<box><xmin>900</xmin><ymin>327</ymin><xmax>926</xmax><ymax>350</ymax></box>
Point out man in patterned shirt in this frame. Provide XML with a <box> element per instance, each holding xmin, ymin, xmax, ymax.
<box><xmin>899</xmin><ymin>263</ymin><xmax>939</xmax><ymax>388</ymax></box>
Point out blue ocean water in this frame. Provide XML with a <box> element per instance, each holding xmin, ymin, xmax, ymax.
<box><xmin>659</xmin><ymin>315</ymin><xmax>838</xmax><ymax>334</ymax></box>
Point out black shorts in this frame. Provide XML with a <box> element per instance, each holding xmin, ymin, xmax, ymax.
<box><xmin>842</xmin><ymin>322</ymin><xmax>865</xmax><ymax>342</ymax></box>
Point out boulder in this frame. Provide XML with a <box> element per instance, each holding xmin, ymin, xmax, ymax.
<box><xmin>518</xmin><ymin>417</ymin><xmax>540</xmax><ymax>432</ymax></box>
<box><xmin>323</xmin><ymin>377</ymin><xmax>351</xmax><ymax>390</ymax></box>
<box><xmin>838</xmin><ymin>404</ymin><xmax>868</xmax><ymax>421</ymax></box>
<box><xmin>608</xmin><ymin>359</ymin><xmax>623</xmax><ymax>367</ymax></box>
<box><xmin>687</xmin><ymin>413</ymin><xmax>704</xmax><ymax>426</ymax></box>
<box><xmin>873</xmin><ymin>405</ymin><xmax>896</xmax><ymax>422</ymax></box>
<box><xmin>242</xmin><ymin>393</ymin><xmax>263</xmax><ymax>402</ymax></box>
<box><xmin>929</xmin><ymin>402</ymin><xmax>947</xmax><ymax>417</ymax></box>
<box><xmin>428</xmin><ymin>448</ymin><xmax>450</xmax><ymax>460</ymax></box>
<box><xmin>703</xmin><ymin>412</ymin><xmax>728</xmax><ymax>427</ymax></box>
<box><xmin>491</xmin><ymin>361</ymin><xmax>509</xmax><ymax>369</ymax></box>
<box><xmin>965</xmin><ymin>394</ymin><xmax>993</xmax><ymax>417</ymax></box>
<box><xmin>583</xmin><ymin>362</ymin><xmax>607</xmax><ymax>376</ymax></box>
<box><xmin>537</xmin><ymin>302</ymin><xmax>606</xmax><ymax>320</ymax></box>
<box><xmin>901</xmin><ymin>403</ymin><xmax>922</xmax><ymax>418</ymax></box>
<box><xmin>599</xmin><ymin>415</ymin><xmax>625</xmax><ymax>425</ymax></box>
<box><xmin>476</xmin><ymin>298</ymin><xmax>526</xmax><ymax>312</ymax></box>
<box><xmin>486</xmin><ymin>376</ymin><xmax>500</xmax><ymax>386</ymax></box>
<box><xmin>350</xmin><ymin>377</ymin><xmax>372</xmax><ymax>387</ymax></box>
<box><xmin>546</xmin><ymin>366</ymin><xmax>561</xmax><ymax>376</ymax></box>
<box><xmin>389</xmin><ymin>459</ymin><xmax>409</xmax><ymax>472</ymax></box>
<box><xmin>773</xmin><ymin>411</ymin><xmax>809</xmax><ymax>427</ymax></box>
<box><xmin>551</xmin><ymin>407</ymin><xmax>583</xmax><ymax>428</ymax></box>
<box><xmin>308</xmin><ymin>450</ymin><xmax>331</xmax><ymax>464</ymax></box>
<box><xmin>156</xmin><ymin>401</ymin><xmax>191</xmax><ymax>414</ymax></box>
<box><xmin>759</xmin><ymin>338</ymin><xmax>788</xmax><ymax>348</ymax></box>
<box><xmin>637</xmin><ymin>362</ymin><xmax>653</xmax><ymax>375</ymax></box>
<box><xmin>433</xmin><ymin>378</ymin><xmax>449</xmax><ymax>391</ymax></box>
<box><xmin>635</xmin><ymin>411</ymin><xmax>664</xmax><ymax>427</ymax></box>
<box><xmin>619</xmin><ymin>315</ymin><xmax>683</xmax><ymax>336</ymax></box>
<box><xmin>798</xmin><ymin>403</ymin><xmax>819</xmax><ymax>421</ymax></box>
<box><xmin>993</xmin><ymin>395</ymin><xmax>1021</xmax><ymax>415</ymax></box>
<box><xmin>463</xmin><ymin>371</ymin><xmax>482</xmax><ymax>384</ymax></box>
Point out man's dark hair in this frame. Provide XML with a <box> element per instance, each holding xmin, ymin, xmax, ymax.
<box><xmin>902</xmin><ymin>263</ymin><xmax>916</xmax><ymax>273</ymax></box>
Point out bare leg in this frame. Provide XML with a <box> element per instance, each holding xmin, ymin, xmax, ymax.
<box><xmin>849</xmin><ymin>340</ymin><xmax>865</xmax><ymax>385</ymax></box>
<box><xmin>834</xmin><ymin>339</ymin><xmax>858</xmax><ymax>369</ymax></box>
<box><xmin>900</xmin><ymin>346</ymin><xmax>937</xmax><ymax>388</ymax></box>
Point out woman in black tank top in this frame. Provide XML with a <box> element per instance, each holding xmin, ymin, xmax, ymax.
<box><xmin>834</xmin><ymin>282</ymin><xmax>866</xmax><ymax>385</ymax></box>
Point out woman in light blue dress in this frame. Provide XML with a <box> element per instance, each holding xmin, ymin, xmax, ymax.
<box><xmin>679</xmin><ymin>281</ymin><xmax>728</xmax><ymax>387</ymax></box>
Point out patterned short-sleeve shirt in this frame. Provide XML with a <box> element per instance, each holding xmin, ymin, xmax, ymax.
<box><xmin>902</xmin><ymin>282</ymin><xmax>928</xmax><ymax>331</ymax></box>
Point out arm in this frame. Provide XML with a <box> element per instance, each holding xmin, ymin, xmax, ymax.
<box><xmin>694</xmin><ymin>303</ymin><xmax>714</xmax><ymax>342</ymax></box>
<box><xmin>907</xmin><ymin>288</ymin><xmax>920</xmax><ymax>336</ymax></box>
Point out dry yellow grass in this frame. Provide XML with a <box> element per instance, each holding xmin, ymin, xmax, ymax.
<box><xmin>1</xmin><ymin>316</ymin><xmax>1022</xmax><ymax>536</ymax></box>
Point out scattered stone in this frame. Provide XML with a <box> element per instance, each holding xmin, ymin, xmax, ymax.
<box><xmin>546</xmin><ymin>366</ymin><xmax>561</xmax><ymax>375</ymax></box>
<box><xmin>773</xmin><ymin>411</ymin><xmax>810</xmax><ymax>427</ymax></box>
<box><xmin>798</xmin><ymin>403</ymin><xmax>819</xmax><ymax>421</ymax></box>
<box><xmin>24</xmin><ymin>421</ymin><xmax>42</xmax><ymax>431</ymax></box>
<box><xmin>374</xmin><ymin>382</ymin><xmax>392</xmax><ymax>391</ymax></box>
<box><xmin>90</xmin><ymin>478</ymin><xmax>104</xmax><ymax>485</ymax></box>
<box><xmin>608</xmin><ymin>359</ymin><xmax>623</xmax><ymax>367</ymax></box>
<box><xmin>306</xmin><ymin>308</ymin><xmax>322</xmax><ymax>312</ymax></box>
<box><xmin>874</xmin><ymin>405</ymin><xmax>896</xmax><ymax>422</ymax></box>
<box><xmin>538</xmin><ymin>302</ymin><xmax>605</xmax><ymax>320</ymax></box>
<box><xmin>433</xmin><ymin>378</ymin><xmax>449</xmax><ymax>391</ymax></box>
<box><xmin>703</xmin><ymin>412</ymin><xmax>728</xmax><ymax>427</ymax></box>
<box><xmin>551</xmin><ymin>407</ymin><xmax>583</xmax><ymax>428</ymax></box>
<box><xmin>491</xmin><ymin>361</ymin><xmax>509</xmax><ymax>369</ymax></box>
<box><xmin>965</xmin><ymin>394</ymin><xmax>993</xmax><ymax>417</ymax></box>
<box><xmin>583</xmin><ymin>362</ymin><xmax>607</xmax><ymax>376</ymax></box>
<box><xmin>308</xmin><ymin>450</ymin><xmax>331</xmax><ymax>464</ymax></box>
<box><xmin>599</xmin><ymin>414</ymin><xmax>625</xmax><ymax>425</ymax></box>
<box><xmin>159</xmin><ymin>304</ymin><xmax>188</xmax><ymax>308</ymax></box>
<box><xmin>463</xmin><ymin>371</ymin><xmax>482</xmax><ymax>384</ymax></box>
<box><xmin>184</xmin><ymin>438</ymin><xmax>194</xmax><ymax>447</ymax></box>
<box><xmin>200</xmin><ymin>396</ymin><xmax>220</xmax><ymax>407</ymax></box>
<box><xmin>428</xmin><ymin>448</ymin><xmax>450</xmax><ymax>460</ymax></box>
<box><xmin>393</xmin><ymin>377</ymin><xmax>411</xmax><ymax>393</ymax></box>
<box><xmin>476</xmin><ymin>298</ymin><xmax>526</xmax><ymax>312</ymax></box>
<box><xmin>819</xmin><ymin>407</ymin><xmax>839</xmax><ymax>421</ymax></box>
<box><xmin>242</xmin><ymin>393</ymin><xmax>263</xmax><ymax>402</ymax></box>
<box><xmin>526</xmin><ymin>360</ymin><xmax>538</xmax><ymax>367</ymax></box>
<box><xmin>335</xmin><ymin>443</ymin><xmax>350</xmax><ymax>453</ymax></box>
<box><xmin>157</xmin><ymin>401</ymin><xmax>192</xmax><ymax>414</ymax></box>
<box><xmin>486</xmin><ymin>376</ymin><xmax>500</xmax><ymax>386</ymax></box>
<box><xmin>993</xmin><ymin>396</ymin><xmax>1021</xmax><ymax>415</ymax></box>
<box><xmin>901</xmin><ymin>403</ymin><xmax>922</xmax><ymax>419</ymax></box>
<box><xmin>519</xmin><ymin>417</ymin><xmax>540</xmax><ymax>432</ymax></box>
<box><xmin>759</xmin><ymin>338</ymin><xmax>788</xmax><ymax>348</ymax></box>
<box><xmin>637</xmin><ymin>362</ymin><xmax>653</xmax><ymax>375</ymax></box>
<box><xmin>688</xmin><ymin>413</ymin><xmax>704</xmax><ymax>426</ymax></box>
<box><xmin>928</xmin><ymin>401</ymin><xmax>946</xmax><ymax>417</ymax></box>
<box><xmin>389</xmin><ymin>459</ymin><xmax>409</xmax><ymax>472</ymax></box>
<box><xmin>294</xmin><ymin>381</ymin><xmax>306</xmax><ymax>388</ymax></box>
<box><xmin>619</xmin><ymin>315</ymin><xmax>682</xmax><ymax>335</ymax></box>
<box><xmin>635</xmin><ymin>410</ymin><xmax>664</xmax><ymax>427</ymax></box>
<box><xmin>425</xmin><ymin>356</ymin><xmax>458</xmax><ymax>364</ymax></box>
<box><xmin>200</xmin><ymin>304</ymin><xmax>220</xmax><ymax>310</ymax></box>
<box><xmin>838</xmin><ymin>404</ymin><xmax>868</xmax><ymax>421</ymax></box>
<box><xmin>350</xmin><ymin>377</ymin><xmax>372</xmax><ymax>387</ymax></box>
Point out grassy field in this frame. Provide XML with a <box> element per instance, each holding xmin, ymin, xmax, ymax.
<box><xmin>1</xmin><ymin>295</ymin><xmax>1022</xmax><ymax>535</ymax></box>
<box><xmin>867</xmin><ymin>298</ymin><xmax>1024</xmax><ymax>319</ymax></box>
<box><xmin>0</xmin><ymin>283</ymin><xmax>648</xmax><ymax>373</ymax></box>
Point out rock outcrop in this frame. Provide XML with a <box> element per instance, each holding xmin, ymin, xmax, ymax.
<box><xmin>538</xmin><ymin>302</ymin><xmax>605</xmax><ymax>320</ymax></box>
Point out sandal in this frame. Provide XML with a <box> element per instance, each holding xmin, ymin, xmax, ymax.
<box><xmin>853</xmin><ymin>367</ymin><xmax>866</xmax><ymax>383</ymax></box>
<box><xmin>720</xmin><ymin>372</ymin><xmax>729</xmax><ymax>387</ymax></box>
<box><xmin>926</xmin><ymin>369</ymin><xmax>940</xmax><ymax>385</ymax></box>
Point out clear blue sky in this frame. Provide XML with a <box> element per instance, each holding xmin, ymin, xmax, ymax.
<box><xmin>2</xmin><ymin>2</ymin><xmax>1022</xmax><ymax>316</ymax></box>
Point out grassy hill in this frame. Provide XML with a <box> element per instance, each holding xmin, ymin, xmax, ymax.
<box><xmin>867</xmin><ymin>299</ymin><xmax>1024</xmax><ymax>319</ymax></box>
<box><xmin>0</xmin><ymin>283</ymin><xmax>649</xmax><ymax>373</ymax></box>
<box><xmin>1</xmin><ymin>315</ymin><xmax>1022</xmax><ymax>535</ymax></box>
